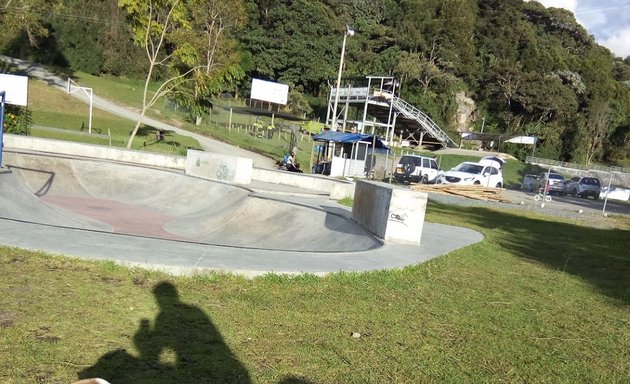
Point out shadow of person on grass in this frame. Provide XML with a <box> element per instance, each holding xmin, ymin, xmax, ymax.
<box><xmin>78</xmin><ymin>281</ymin><xmax>251</xmax><ymax>384</ymax></box>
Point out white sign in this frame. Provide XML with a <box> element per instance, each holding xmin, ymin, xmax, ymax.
<box><xmin>0</xmin><ymin>74</ymin><xmax>29</xmax><ymax>106</ymax></box>
<box><xmin>251</xmin><ymin>78</ymin><xmax>289</xmax><ymax>105</ymax></box>
<box><xmin>505</xmin><ymin>136</ymin><xmax>537</xmax><ymax>145</ymax></box>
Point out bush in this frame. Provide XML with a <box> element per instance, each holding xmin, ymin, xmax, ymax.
<box><xmin>3</xmin><ymin>105</ymin><xmax>32</xmax><ymax>135</ymax></box>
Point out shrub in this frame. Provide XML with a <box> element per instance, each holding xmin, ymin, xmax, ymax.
<box><xmin>3</xmin><ymin>105</ymin><xmax>32</xmax><ymax>135</ymax></box>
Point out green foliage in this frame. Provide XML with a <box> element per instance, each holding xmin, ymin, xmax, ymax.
<box><xmin>3</xmin><ymin>105</ymin><xmax>32</xmax><ymax>135</ymax></box>
<box><xmin>4</xmin><ymin>0</ymin><xmax>629</xmax><ymax>164</ymax></box>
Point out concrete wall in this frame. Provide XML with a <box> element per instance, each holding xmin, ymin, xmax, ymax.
<box><xmin>252</xmin><ymin>167</ymin><xmax>355</xmax><ymax>199</ymax></box>
<box><xmin>352</xmin><ymin>180</ymin><xmax>427</xmax><ymax>245</ymax></box>
<box><xmin>185</xmin><ymin>149</ymin><xmax>253</xmax><ymax>185</ymax></box>
<box><xmin>4</xmin><ymin>134</ymin><xmax>359</xmax><ymax>196</ymax></box>
<box><xmin>4</xmin><ymin>134</ymin><xmax>186</xmax><ymax>169</ymax></box>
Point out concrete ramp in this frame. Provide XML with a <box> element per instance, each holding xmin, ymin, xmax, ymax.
<box><xmin>0</xmin><ymin>169</ymin><xmax>111</xmax><ymax>230</ymax></box>
<box><xmin>3</xmin><ymin>152</ymin><xmax>380</xmax><ymax>252</ymax></box>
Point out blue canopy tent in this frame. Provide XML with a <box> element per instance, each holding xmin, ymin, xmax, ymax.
<box><xmin>312</xmin><ymin>131</ymin><xmax>390</xmax><ymax>153</ymax></box>
<box><xmin>311</xmin><ymin>131</ymin><xmax>390</xmax><ymax>176</ymax></box>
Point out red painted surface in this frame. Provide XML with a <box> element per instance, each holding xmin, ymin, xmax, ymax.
<box><xmin>42</xmin><ymin>195</ymin><xmax>190</xmax><ymax>241</ymax></box>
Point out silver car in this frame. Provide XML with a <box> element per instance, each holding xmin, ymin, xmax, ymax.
<box><xmin>529</xmin><ymin>172</ymin><xmax>566</xmax><ymax>194</ymax></box>
<box><xmin>564</xmin><ymin>176</ymin><xmax>601</xmax><ymax>199</ymax></box>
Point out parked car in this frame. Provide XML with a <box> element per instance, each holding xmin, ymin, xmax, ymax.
<box><xmin>393</xmin><ymin>155</ymin><xmax>442</xmax><ymax>184</ymax></box>
<box><xmin>530</xmin><ymin>172</ymin><xmax>565</xmax><ymax>194</ymax></box>
<box><xmin>440</xmin><ymin>161</ymin><xmax>503</xmax><ymax>188</ymax></box>
<box><xmin>480</xmin><ymin>156</ymin><xmax>506</xmax><ymax>169</ymax></box>
<box><xmin>599</xmin><ymin>184</ymin><xmax>630</xmax><ymax>202</ymax></box>
<box><xmin>522</xmin><ymin>174</ymin><xmax>538</xmax><ymax>191</ymax></box>
<box><xmin>564</xmin><ymin>176</ymin><xmax>601</xmax><ymax>199</ymax></box>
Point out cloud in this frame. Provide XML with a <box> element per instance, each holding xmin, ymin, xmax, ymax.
<box><xmin>526</xmin><ymin>0</ymin><xmax>630</xmax><ymax>58</ymax></box>
<box><xmin>601</xmin><ymin>27</ymin><xmax>630</xmax><ymax>58</ymax></box>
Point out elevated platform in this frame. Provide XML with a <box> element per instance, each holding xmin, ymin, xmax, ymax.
<box><xmin>327</xmin><ymin>77</ymin><xmax>457</xmax><ymax>148</ymax></box>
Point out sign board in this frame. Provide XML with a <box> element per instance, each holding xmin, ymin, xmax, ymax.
<box><xmin>505</xmin><ymin>136</ymin><xmax>537</xmax><ymax>145</ymax></box>
<box><xmin>251</xmin><ymin>78</ymin><xmax>289</xmax><ymax>105</ymax></box>
<box><xmin>0</xmin><ymin>74</ymin><xmax>28</xmax><ymax>106</ymax></box>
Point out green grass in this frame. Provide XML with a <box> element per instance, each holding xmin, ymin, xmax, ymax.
<box><xmin>57</xmin><ymin>73</ymin><xmax>313</xmax><ymax>166</ymax></box>
<box><xmin>73</xmin><ymin>71</ymin><xmax>160</xmax><ymax>110</ymax></box>
<box><xmin>0</xmin><ymin>204</ymin><xmax>628</xmax><ymax>383</ymax></box>
<box><xmin>27</xmin><ymin>79</ymin><xmax>202</xmax><ymax>154</ymax></box>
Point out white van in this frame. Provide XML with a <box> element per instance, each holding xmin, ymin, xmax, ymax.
<box><xmin>394</xmin><ymin>155</ymin><xmax>442</xmax><ymax>184</ymax></box>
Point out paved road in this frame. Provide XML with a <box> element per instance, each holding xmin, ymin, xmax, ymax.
<box><xmin>504</xmin><ymin>189</ymin><xmax>630</xmax><ymax>216</ymax></box>
<box><xmin>0</xmin><ymin>55</ymin><xmax>276</xmax><ymax>169</ymax></box>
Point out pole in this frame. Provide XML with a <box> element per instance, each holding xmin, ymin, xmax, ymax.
<box><xmin>602</xmin><ymin>172</ymin><xmax>613</xmax><ymax>216</ymax></box>
<box><xmin>228</xmin><ymin>108</ymin><xmax>233</xmax><ymax>132</ymax></box>
<box><xmin>88</xmin><ymin>88</ymin><xmax>93</xmax><ymax>134</ymax></box>
<box><xmin>331</xmin><ymin>32</ymin><xmax>347</xmax><ymax>132</ymax></box>
<box><xmin>371</xmin><ymin>134</ymin><xmax>377</xmax><ymax>180</ymax></box>
<box><xmin>0</xmin><ymin>91</ymin><xmax>5</xmax><ymax>168</ymax></box>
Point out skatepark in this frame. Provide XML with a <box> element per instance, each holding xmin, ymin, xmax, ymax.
<box><xmin>0</xmin><ymin>140</ymin><xmax>483</xmax><ymax>277</ymax></box>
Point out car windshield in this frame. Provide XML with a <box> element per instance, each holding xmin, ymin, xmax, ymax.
<box><xmin>548</xmin><ymin>173</ymin><xmax>564</xmax><ymax>180</ymax></box>
<box><xmin>581</xmin><ymin>178</ymin><xmax>600</xmax><ymax>185</ymax></box>
<box><xmin>454</xmin><ymin>163</ymin><xmax>484</xmax><ymax>174</ymax></box>
<box><xmin>399</xmin><ymin>156</ymin><xmax>420</xmax><ymax>165</ymax></box>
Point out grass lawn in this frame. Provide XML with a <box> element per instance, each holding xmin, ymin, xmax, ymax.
<box><xmin>25</xmin><ymin>79</ymin><xmax>202</xmax><ymax>155</ymax></box>
<box><xmin>0</xmin><ymin>203</ymin><xmax>628</xmax><ymax>383</ymax></box>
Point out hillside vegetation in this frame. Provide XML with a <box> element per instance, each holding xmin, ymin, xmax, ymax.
<box><xmin>1</xmin><ymin>0</ymin><xmax>630</xmax><ymax>166</ymax></box>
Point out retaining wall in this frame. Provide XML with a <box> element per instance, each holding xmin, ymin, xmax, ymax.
<box><xmin>4</xmin><ymin>134</ymin><xmax>186</xmax><ymax>169</ymax></box>
<box><xmin>252</xmin><ymin>168</ymin><xmax>355</xmax><ymax>199</ymax></box>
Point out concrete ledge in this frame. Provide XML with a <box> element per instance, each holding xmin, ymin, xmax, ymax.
<box><xmin>352</xmin><ymin>180</ymin><xmax>427</xmax><ymax>245</ymax></box>
<box><xmin>185</xmin><ymin>149</ymin><xmax>253</xmax><ymax>184</ymax></box>
<box><xmin>252</xmin><ymin>168</ymin><xmax>355</xmax><ymax>199</ymax></box>
<box><xmin>4</xmin><ymin>134</ymin><xmax>186</xmax><ymax>169</ymax></box>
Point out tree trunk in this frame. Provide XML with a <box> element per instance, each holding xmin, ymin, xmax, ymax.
<box><xmin>126</xmin><ymin>111</ymin><xmax>146</xmax><ymax>149</ymax></box>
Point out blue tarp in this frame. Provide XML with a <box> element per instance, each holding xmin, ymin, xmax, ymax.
<box><xmin>312</xmin><ymin>131</ymin><xmax>390</xmax><ymax>152</ymax></box>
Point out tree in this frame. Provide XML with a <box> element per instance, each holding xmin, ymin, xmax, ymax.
<box><xmin>0</xmin><ymin>0</ymin><xmax>62</xmax><ymax>47</ymax></box>
<box><xmin>576</xmin><ymin>101</ymin><xmax>613</xmax><ymax>165</ymax></box>
<box><xmin>173</xmin><ymin>0</ymin><xmax>247</xmax><ymax>125</ymax></box>
<box><xmin>118</xmin><ymin>0</ymin><xmax>206</xmax><ymax>148</ymax></box>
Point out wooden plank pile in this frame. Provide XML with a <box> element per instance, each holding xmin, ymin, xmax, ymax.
<box><xmin>409</xmin><ymin>184</ymin><xmax>511</xmax><ymax>203</ymax></box>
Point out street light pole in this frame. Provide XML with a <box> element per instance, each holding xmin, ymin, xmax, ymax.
<box><xmin>331</xmin><ymin>26</ymin><xmax>354</xmax><ymax>132</ymax></box>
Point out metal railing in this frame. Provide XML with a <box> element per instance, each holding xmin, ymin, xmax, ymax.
<box><xmin>526</xmin><ymin>156</ymin><xmax>630</xmax><ymax>175</ymax></box>
<box><xmin>386</xmin><ymin>92</ymin><xmax>457</xmax><ymax>148</ymax></box>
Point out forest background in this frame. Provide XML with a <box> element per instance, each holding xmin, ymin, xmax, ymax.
<box><xmin>1</xmin><ymin>0</ymin><xmax>630</xmax><ymax>166</ymax></box>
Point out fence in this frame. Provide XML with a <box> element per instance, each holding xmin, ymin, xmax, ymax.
<box><xmin>526</xmin><ymin>156</ymin><xmax>630</xmax><ymax>187</ymax></box>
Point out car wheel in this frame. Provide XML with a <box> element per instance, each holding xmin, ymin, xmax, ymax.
<box><xmin>474</xmin><ymin>181</ymin><xmax>481</xmax><ymax>185</ymax></box>
<box><xmin>402</xmin><ymin>162</ymin><xmax>415</xmax><ymax>175</ymax></box>
<box><xmin>573</xmin><ymin>188</ymin><xmax>579</xmax><ymax>197</ymax></box>
<box><xmin>495</xmin><ymin>182</ymin><xmax>502</xmax><ymax>188</ymax></box>
<box><xmin>420</xmin><ymin>175</ymin><xmax>428</xmax><ymax>184</ymax></box>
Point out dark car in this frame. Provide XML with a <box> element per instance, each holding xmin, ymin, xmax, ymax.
<box><xmin>564</xmin><ymin>176</ymin><xmax>601</xmax><ymax>199</ymax></box>
<box><xmin>530</xmin><ymin>172</ymin><xmax>566</xmax><ymax>194</ymax></box>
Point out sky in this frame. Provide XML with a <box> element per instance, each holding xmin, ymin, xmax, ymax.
<box><xmin>528</xmin><ymin>0</ymin><xmax>630</xmax><ymax>58</ymax></box>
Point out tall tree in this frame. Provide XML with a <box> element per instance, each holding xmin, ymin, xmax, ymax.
<box><xmin>173</xmin><ymin>0</ymin><xmax>247</xmax><ymax>125</ymax></box>
<box><xmin>118</xmin><ymin>0</ymin><xmax>205</xmax><ymax>148</ymax></box>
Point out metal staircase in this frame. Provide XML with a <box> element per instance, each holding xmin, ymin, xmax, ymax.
<box><xmin>327</xmin><ymin>78</ymin><xmax>458</xmax><ymax>148</ymax></box>
<box><xmin>385</xmin><ymin>91</ymin><xmax>457</xmax><ymax>148</ymax></box>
